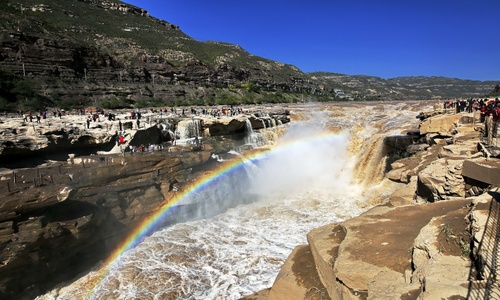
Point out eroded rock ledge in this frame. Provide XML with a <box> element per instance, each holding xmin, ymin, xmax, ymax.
<box><xmin>0</xmin><ymin>150</ymin><xmax>214</xmax><ymax>299</ymax></box>
<box><xmin>0</xmin><ymin>109</ymin><xmax>289</xmax><ymax>300</ymax></box>
<box><xmin>256</xmin><ymin>112</ymin><xmax>500</xmax><ymax>300</ymax></box>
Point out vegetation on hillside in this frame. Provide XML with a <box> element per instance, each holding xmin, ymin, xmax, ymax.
<box><xmin>0</xmin><ymin>0</ymin><xmax>498</xmax><ymax>112</ymax></box>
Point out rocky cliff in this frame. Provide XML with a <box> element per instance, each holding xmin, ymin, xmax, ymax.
<box><xmin>0</xmin><ymin>108</ymin><xmax>289</xmax><ymax>300</ymax></box>
<box><xmin>0</xmin><ymin>0</ymin><xmax>497</xmax><ymax>112</ymax></box>
<box><xmin>0</xmin><ymin>150</ymin><xmax>214</xmax><ymax>299</ymax></box>
<box><xmin>253</xmin><ymin>111</ymin><xmax>500</xmax><ymax>299</ymax></box>
<box><xmin>0</xmin><ymin>0</ymin><xmax>320</xmax><ymax>110</ymax></box>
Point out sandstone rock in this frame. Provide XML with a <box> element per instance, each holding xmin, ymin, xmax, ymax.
<box><xmin>441</xmin><ymin>144</ymin><xmax>477</xmax><ymax>157</ymax></box>
<box><xmin>301</xmin><ymin>199</ymin><xmax>474</xmax><ymax>299</ymax></box>
<box><xmin>419</xmin><ymin>113</ymin><xmax>463</xmax><ymax>135</ymax></box>
<box><xmin>468</xmin><ymin>189</ymin><xmax>499</xmax><ymax>289</ymax></box>
<box><xmin>366</xmin><ymin>271</ymin><xmax>419</xmax><ymax>300</ymax></box>
<box><xmin>388</xmin><ymin>177</ymin><xmax>417</xmax><ymax>206</ymax></box>
<box><xmin>411</xmin><ymin>206</ymin><xmax>472</xmax><ymax>299</ymax></box>
<box><xmin>0</xmin><ymin>184</ymin><xmax>73</xmax><ymax>216</ymax></box>
<box><xmin>386</xmin><ymin>167</ymin><xmax>405</xmax><ymax>182</ymax></box>
<box><xmin>416</xmin><ymin>110</ymin><xmax>443</xmax><ymax>121</ymax></box>
<box><xmin>268</xmin><ymin>245</ymin><xmax>329</xmax><ymax>300</ymax></box>
<box><xmin>462</xmin><ymin>158</ymin><xmax>500</xmax><ymax>185</ymax></box>
<box><xmin>306</xmin><ymin>224</ymin><xmax>347</xmax><ymax>299</ymax></box>
<box><xmin>406</xmin><ymin>143</ymin><xmax>428</xmax><ymax>154</ymax></box>
<box><xmin>0</xmin><ymin>147</ymin><xmax>233</xmax><ymax>298</ymax></box>
<box><xmin>384</xmin><ymin>135</ymin><xmax>417</xmax><ymax>154</ymax></box>
<box><xmin>417</xmin><ymin>158</ymin><xmax>464</xmax><ymax>202</ymax></box>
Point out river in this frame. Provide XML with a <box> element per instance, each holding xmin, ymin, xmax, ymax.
<box><xmin>38</xmin><ymin>101</ymin><xmax>433</xmax><ymax>300</ymax></box>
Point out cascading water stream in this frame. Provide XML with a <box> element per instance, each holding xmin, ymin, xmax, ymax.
<box><xmin>38</xmin><ymin>101</ymin><xmax>433</xmax><ymax>300</ymax></box>
<box><xmin>244</xmin><ymin>119</ymin><xmax>269</xmax><ymax>147</ymax></box>
<box><xmin>176</xmin><ymin>119</ymin><xmax>201</xmax><ymax>143</ymax></box>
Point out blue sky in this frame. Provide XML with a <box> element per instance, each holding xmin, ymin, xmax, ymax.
<box><xmin>122</xmin><ymin>0</ymin><xmax>500</xmax><ymax>81</ymax></box>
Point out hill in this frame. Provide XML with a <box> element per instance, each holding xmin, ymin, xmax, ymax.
<box><xmin>0</xmin><ymin>0</ymin><xmax>498</xmax><ymax>111</ymax></box>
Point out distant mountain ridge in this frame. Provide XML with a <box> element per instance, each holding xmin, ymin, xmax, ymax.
<box><xmin>0</xmin><ymin>0</ymin><xmax>497</xmax><ymax>111</ymax></box>
<box><xmin>310</xmin><ymin>73</ymin><xmax>498</xmax><ymax>100</ymax></box>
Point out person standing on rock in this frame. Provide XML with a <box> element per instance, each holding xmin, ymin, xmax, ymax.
<box><xmin>119</xmin><ymin>120</ymin><xmax>122</xmax><ymax>131</ymax></box>
<box><xmin>86</xmin><ymin>117</ymin><xmax>91</xmax><ymax>129</ymax></box>
<box><xmin>136</xmin><ymin>118</ymin><xmax>140</xmax><ymax>129</ymax></box>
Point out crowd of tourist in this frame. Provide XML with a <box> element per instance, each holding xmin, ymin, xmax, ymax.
<box><xmin>15</xmin><ymin>104</ymin><xmax>250</xmax><ymax>127</ymax></box>
<box><xmin>444</xmin><ymin>98</ymin><xmax>500</xmax><ymax>121</ymax></box>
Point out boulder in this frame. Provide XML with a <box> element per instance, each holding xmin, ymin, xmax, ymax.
<box><xmin>383</xmin><ymin>135</ymin><xmax>416</xmax><ymax>153</ymax></box>
<box><xmin>298</xmin><ymin>199</ymin><xmax>475</xmax><ymax>299</ymax></box>
<box><xmin>419</xmin><ymin>113</ymin><xmax>463</xmax><ymax>135</ymax></box>
<box><xmin>388</xmin><ymin>177</ymin><xmax>417</xmax><ymax>206</ymax></box>
<box><xmin>462</xmin><ymin>158</ymin><xmax>500</xmax><ymax>185</ymax></box>
<box><xmin>268</xmin><ymin>245</ymin><xmax>329</xmax><ymax>300</ymax></box>
<box><xmin>203</xmin><ymin>117</ymin><xmax>247</xmax><ymax>136</ymax></box>
<box><xmin>406</xmin><ymin>143</ymin><xmax>429</xmax><ymax>154</ymax></box>
<box><xmin>416</xmin><ymin>158</ymin><xmax>465</xmax><ymax>202</ymax></box>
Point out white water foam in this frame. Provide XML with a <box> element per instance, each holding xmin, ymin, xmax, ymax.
<box><xmin>38</xmin><ymin>101</ymin><xmax>434</xmax><ymax>300</ymax></box>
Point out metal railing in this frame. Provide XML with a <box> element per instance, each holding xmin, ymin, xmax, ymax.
<box><xmin>467</xmin><ymin>190</ymin><xmax>500</xmax><ymax>299</ymax></box>
<box><xmin>482</xmin><ymin>116</ymin><xmax>500</xmax><ymax>149</ymax></box>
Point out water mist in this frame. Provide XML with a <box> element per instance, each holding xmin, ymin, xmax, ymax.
<box><xmin>38</xmin><ymin>102</ymin><xmax>430</xmax><ymax>300</ymax></box>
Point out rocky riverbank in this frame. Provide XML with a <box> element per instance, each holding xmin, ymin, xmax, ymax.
<box><xmin>250</xmin><ymin>111</ymin><xmax>500</xmax><ymax>299</ymax></box>
<box><xmin>0</xmin><ymin>107</ymin><xmax>290</xmax><ymax>299</ymax></box>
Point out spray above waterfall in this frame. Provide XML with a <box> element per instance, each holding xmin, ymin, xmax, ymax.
<box><xmin>249</xmin><ymin>121</ymin><xmax>354</xmax><ymax>198</ymax></box>
<box><xmin>38</xmin><ymin>102</ymin><xmax>433</xmax><ymax>300</ymax></box>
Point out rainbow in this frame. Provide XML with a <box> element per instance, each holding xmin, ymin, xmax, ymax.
<box><xmin>87</xmin><ymin>130</ymin><xmax>345</xmax><ymax>298</ymax></box>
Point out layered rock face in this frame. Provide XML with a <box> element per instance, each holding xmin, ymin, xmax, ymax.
<box><xmin>1</xmin><ymin>0</ymin><xmax>497</xmax><ymax>110</ymax></box>
<box><xmin>0</xmin><ymin>110</ymin><xmax>289</xmax><ymax>299</ymax></box>
<box><xmin>261</xmin><ymin>111</ymin><xmax>500</xmax><ymax>299</ymax></box>
<box><xmin>0</xmin><ymin>0</ymin><xmax>319</xmax><ymax>106</ymax></box>
<box><xmin>0</xmin><ymin>150</ymin><xmax>215</xmax><ymax>299</ymax></box>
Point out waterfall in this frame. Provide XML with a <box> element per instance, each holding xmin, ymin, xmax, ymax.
<box><xmin>245</xmin><ymin>119</ymin><xmax>270</xmax><ymax>148</ymax></box>
<box><xmin>352</xmin><ymin>133</ymin><xmax>389</xmax><ymax>186</ymax></box>
<box><xmin>162</xmin><ymin>121</ymin><xmax>172</xmax><ymax>131</ymax></box>
<box><xmin>176</xmin><ymin>119</ymin><xmax>201</xmax><ymax>142</ymax></box>
<box><xmin>167</xmin><ymin>129</ymin><xmax>175</xmax><ymax>142</ymax></box>
<box><xmin>38</xmin><ymin>101</ymin><xmax>433</xmax><ymax>300</ymax></box>
<box><xmin>227</xmin><ymin>150</ymin><xmax>260</xmax><ymax>182</ymax></box>
<box><xmin>245</xmin><ymin>118</ymin><xmax>254</xmax><ymax>136</ymax></box>
<box><xmin>170</xmin><ymin>158</ymin><xmax>257</xmax><ymax>223</ymax></box>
